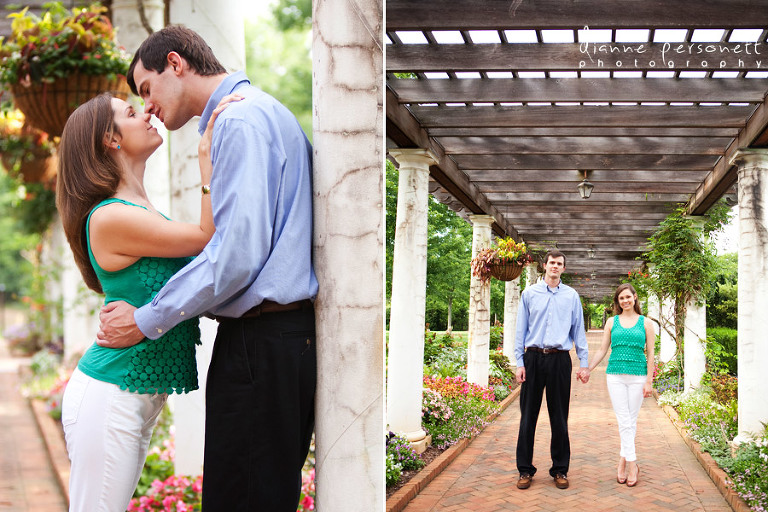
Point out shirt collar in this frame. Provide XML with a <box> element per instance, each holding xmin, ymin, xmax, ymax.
<box><xmin>198</xmin><ymin>71</ymin><xmax>251</xmax><ymax>135</ymax></box>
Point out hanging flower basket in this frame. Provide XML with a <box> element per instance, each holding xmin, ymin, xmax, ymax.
<box><xmin>1</xmin><ymin>147</ymin><xmax>57</xmax><ymax>185</ymax></box>
<box><xmin>489</xmin><ymin>259</ymin><xmax>524</xmax><ymax>281</ymax></box>
<box><xmin>10</xmin><ymin>74</ymin><xmax>130</xmax><ymax>137</ymax></box>
<box><xmin>471</xmin><ymin>237</ymin><xmax>534</xmax><ymax>284</ymax></box>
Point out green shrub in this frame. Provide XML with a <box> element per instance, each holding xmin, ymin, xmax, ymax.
<box><xmin>706</xmin><ymin>327</ymin><xmax>737</xmax><ymax>375</ymax></box>
<box><xmin>385</xmin><ymin>452</ymin><xmax>402</xmax><ymax>487</ymax></box>
<box><xmin>489</xmin><ymin>324</ymin><xmax>503</xmax><ymax>351</ymax></box>
<box><xmin>386</xmin><ymin>433</ymin><xmax>425</xmax><ymax>472</ymax></box>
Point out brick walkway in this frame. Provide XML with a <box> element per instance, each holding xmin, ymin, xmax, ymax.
<box><xmin>403</xmin><ymin>331</ymin><xmax>733</xmax><ymax>512</ymax></box>
<box><xmin>0</xmin><ymin>313</ymin><xmax>67</xmax><ymax>512</ymax></box>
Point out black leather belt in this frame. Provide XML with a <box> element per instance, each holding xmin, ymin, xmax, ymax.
<box><xmin>526</xmin><ymin>346</ymin><xmax>569</xmax><ymax>354</ymax></box>
<box><xmin>213</xmin><ymin>299</ymin><xmax>313</xmax><ymax>322</ymax></box>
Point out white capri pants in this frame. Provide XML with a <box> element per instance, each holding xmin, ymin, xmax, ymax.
<box><xmin>606</xmin><ymin>373</ymin><xmax>647</xmax><ymax>462</ymax></box>
<box><xmin>62</xmin><ymin>367</ymin><xmax>167</xmax><ymax>512</ymax></box>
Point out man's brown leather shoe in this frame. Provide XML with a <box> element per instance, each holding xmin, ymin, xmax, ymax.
<box><xmin>554</xmin><ymin>473</ymin><xmax>569</xmax><ymax>489</ymax></box>
<box><xmin>516</xmin><ymin>474</ymin><xmax>532</xmax><ymax>489</ymax></box>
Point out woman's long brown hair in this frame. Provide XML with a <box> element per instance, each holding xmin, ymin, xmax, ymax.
<box><xmin>56</xmin><ymin>93</ymin><xmax>122</xmax><ymax>294</ymax></box>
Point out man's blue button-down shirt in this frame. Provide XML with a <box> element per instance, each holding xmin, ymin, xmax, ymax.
<box><xmin>514</xmin><ymin>280</ymin><xmax>588</xmax><ymax>368</ymax></box>
<box><xmin>135</xmin><ymin>72</ymin><xmax>318</xmax><ymax>339</ymax></box>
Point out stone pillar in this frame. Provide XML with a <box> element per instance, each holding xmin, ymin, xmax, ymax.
<box><xmin>467</xmin><ymin>215</ymin><xmax>494</xmax><ymax>387</ymax></box>
<box><xmin>684</xmin><ymin>299</ymin><xmax>706</xmax><ymax>391</ymax></box>
<box><xmin>731</xmin><ymin>148</ymin><xmax>768</xmax><ymax>441</ymax></box>
<box><xmin>659</xmin><ymin>297</ymin><xmax>676</xmax><ymax>363</ymax></box>
<box><xmin>313</xmin><ymin>0</ymin><xmax>383</xmax><ymax>507</ymax></box>
<box><xmin>683</xmin><ymin>217</ymin><xmax>707</xmax><ymax>392</ymax></box>
<box><xmin>502</xmin><ymin>276</ymin><xmax>521</xmax><ymax>364</ymax></box>
<box><xmin>385</xmin><ymin>149</ymin><xmax>436</xmax><ymax>449</ymax></box>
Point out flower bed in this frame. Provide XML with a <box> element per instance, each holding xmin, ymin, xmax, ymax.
<box><xmin>656</xmin><ymin>377</ymin><xmax>768</xmax><ymax>511</ymax></box>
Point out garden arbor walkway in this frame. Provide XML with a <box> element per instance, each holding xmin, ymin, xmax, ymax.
<box><xmin>386</xmin><ymin>0</ymin><xmax>768</xmax><ymax>449</ymax></box>
<box><xmin>401</xmin><ymin>332</ymin><xmax>734</xmax><ymax>512</ymax></box>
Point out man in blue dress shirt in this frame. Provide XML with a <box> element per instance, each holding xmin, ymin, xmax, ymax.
<box><xmin>513</xmin><ymin>250</ymin><xmax>588</xmax><ymax>491</ymax></box>
<box><xmin>95</xmin><ymin>26</ymin><xmax>318</xmax><ymax>511</ymax></box>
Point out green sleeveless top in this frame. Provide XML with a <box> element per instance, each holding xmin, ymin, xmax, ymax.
<box><xmin>76</xmin><ymin>198</ymin><xmax>200</xmax><ymax>394</ymax></box>
<box><xmin>606</xmin><ymin>315</ymin><xmax>648</xmax><ymax>376</ymax></box>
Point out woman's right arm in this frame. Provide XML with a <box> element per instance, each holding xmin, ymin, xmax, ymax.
<box><xmin>587</xmin><ymin>317</ymin><xmax>613</xmax><ymax>373</ymax></box>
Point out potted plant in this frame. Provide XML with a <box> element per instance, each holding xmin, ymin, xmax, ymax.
<box><xmin>0</xmin><ymin>2</ymin><xmax>131</xmax><ymax>136</ymax></box>
<box><xmin>0</xmin><ymin>109</ymin><xmax>56</xmax><ymax>185</ymax></box>
<box><xmin>471</xmin><ymin>237</ymin><xmax>534</xmax><ymax>283</ymax></box>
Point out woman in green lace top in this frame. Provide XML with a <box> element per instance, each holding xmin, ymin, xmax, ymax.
<box><xmin>56</xmin><ymin>92</ymin><xmax>238</xmax><ymax>512</ymax></box>
<box><xmin>581</xmin><ymin>283</ymin><xmax>655</xmax><ymax>488</ymax></box>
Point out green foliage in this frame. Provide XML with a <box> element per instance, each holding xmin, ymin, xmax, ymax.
<box><xmin>386</xmin><ymin>433</ymin><xmax>425</xmax><ymax>472</ymax></box>
<box><xmin>706</xmin><ymin>253</ymin><xmax>738</xmax><ymax>328</ymax></box>
<box><xmin>0</xmin><ymin>2</ymin><xmax>130</xmax><ymax>85</ymax></box>
<box><xmin>641</xmin><ymin>203</ymin><xmax>730</xmax><ymax>354</ymax></box>
<box><xmin>245</xmin><ymin>9</ymin><xmax>311</xmax><ymax>140</ymax></box>
<box><xmin>708</xmin><ymin>373</ymin><xmax>738</xmax><ymax>405</ymax></box>
<box><xmin>488</xmin><ymin>324</ymin><xmax>503</xmax><ymax>351</ymax></box>
<box><xmin>706</xmin><ymin>327</ymin><xmax>737</xmax><ymax>376</ymax></box>
<box><xmin>727</xmin><ymin>432</ymin><xmax>768</xmax><ymax>511</ymax></box>
<box><xmin>0</xmin><ymin>172</ymin><xmax>36</xmax><ymax>297</ymax></box>
<box><xmin>385</xmin><ymin>452</ymin><xmax>402</xmax><ymax>487</ymax></box>
<box><xmin>272</xmin><ymin>0</ymin><xmax>311</xmax><ymax>31</ymax></box>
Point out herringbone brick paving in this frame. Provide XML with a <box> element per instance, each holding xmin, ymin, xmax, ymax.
<box><xmin>404</xmin><ymin>331</ymin><xmax>733</xmax><ymax>512</ymax></box>
<box><xmin>0</xmin><ymin>309</ymin><xmax>67</xmax><ymax>512</ymax></box>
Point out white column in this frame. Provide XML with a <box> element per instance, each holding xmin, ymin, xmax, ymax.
<box><xmin>313</xmin><ymin>0</ymin><xmax>383</xmax><ymax>507</ymax></box>
<box><xmin>385</xmin><ymin>149</ymin><xmax>436</xmax><ymax>448</ymax></box>
<box><xmin>731</xmin><ymin>148</ymin><xmax>768</xmax><ymax>441</ymax></box>
<box><xmin>502</xmin><ymin>277</ymin><xmax>521</xmax><ymax>363</ymax></box>
<box><xmin>467</xmin><ymin>215</ymin><xmax>494</xmax><ymax>387</ymax></box>
<box><xmin>659</xmin><ymin>296</ymin><xmax>676</xmax><ymax>363</ymax></box>
<box><xmin>684</xmin><ymin>299</ymin><xmax>706</xmax><ymax>391</ymax></box>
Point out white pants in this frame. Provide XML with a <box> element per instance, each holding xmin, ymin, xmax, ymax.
<box><xmin>606</xmin><ymin>373</ymin><xmax>646</xmax><ymax>462</ymax></box>
<box><xmin>62</xmin><ymin>368</ymin><xmax>167</xmax><ymax>512</ymax></box>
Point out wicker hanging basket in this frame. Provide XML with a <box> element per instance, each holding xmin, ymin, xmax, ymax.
<box><xmin>1</xmin><ymin>148</ymin><xmax>57</xmax><ymax>185</ymax></box>
<box><xmin>10</xmin><ymin>73</ymin><xmax>131</xmax><ymax>137</ymax></box>
<box><xmin>489</xmin><ymin>259</ymin><xmax>524</xmax><ymax>281</ymax></box>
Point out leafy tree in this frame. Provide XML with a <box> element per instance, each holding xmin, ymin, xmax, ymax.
<box><xmin>0</xmin><ymin>172</ymin><xmax>37</xmax><ymax>300</ymax></box>
<box><xmin>706</xmin><ymin>252</ymin><xmax>737</xmax><ymax>329</ymax></box>
<box><xmin>641</xmin><ymin>202</ymin><xmax>731</xmax><ymax>355</ymax></box>
<box><xmin>425</xmin><ymin>196</ymin><xmax>472</xmax><ymax>331</ymax></box>
<box><xmin>272</xmin><ymin>0</ymin><xmax>311</xmax><ymax>31</ymax></box>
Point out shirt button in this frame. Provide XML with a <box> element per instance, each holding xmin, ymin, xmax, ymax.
<box><xmin>180</xmin><ymin>311</ymin><xmax>185</xmax><ymax>316</ymax></box>
<box><xmin>157</xmin><ymin>328</ymin><xmax>163</xmax><ymax>334</ymax></box>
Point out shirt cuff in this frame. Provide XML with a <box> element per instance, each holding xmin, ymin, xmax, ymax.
<box><xmin>135</xmin><ymin>304</ymin><xmax>167</xmax><ymax>341</ymax></box>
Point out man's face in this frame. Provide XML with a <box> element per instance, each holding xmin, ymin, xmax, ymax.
<box><xmin>544</xmin><ymin>256</ymin><xmax>565</xmax><ymax>281</ymax></box>
<box><xmin>132</xmin><ymin>60</ymin><xmax>192</xmax><ymax>131</ymax></box>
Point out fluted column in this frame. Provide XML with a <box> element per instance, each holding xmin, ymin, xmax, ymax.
<box><xmin>684</xmin><ymin>299</ymin><xmax>706</xmax><ymax>391</ymax></box>
<box><xmin>313</xmin><ymin>0</ymin><xmax>383</xmax><ymax>507</ymax></box>
<box><xmin>467</xmin><ymin>215</ymin><xmax>494</xmax><ymax>387</ymax></box>
<box><xmin>683</xmin><ymin>217</ymin><xmax>707</xmax><ymax>391</ymax></box>
<box><xmin>502</xmin><ymin>276</ymin><xmax>521</xmax><ymax>363</ymax></box>
<box><xmin>731</xmin><ymin>148</ymin><xmax>768</xmax><ymax>441</ymax></box>
<box><xmin>385</xmin><ymin>149</ymin><xmax>436</xmax><ymax>450</ymax></box>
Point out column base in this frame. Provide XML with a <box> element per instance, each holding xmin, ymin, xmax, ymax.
<box><xmin>410</xmin><ymin>434</ymin><xmax>432</xmax><ymax>455</ymax></box>
<box><xmin>401</xmin><ymin>429</ymin><xmax>431</xmax><ymax>454</ymax></box>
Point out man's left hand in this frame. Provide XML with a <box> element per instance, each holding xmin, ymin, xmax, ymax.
<box><xmin>96</xmin><ymin>301</ymin><xmax>144</xmax><ymax>348</ymax></box>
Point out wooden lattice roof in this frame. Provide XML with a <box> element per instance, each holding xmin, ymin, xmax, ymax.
<box><xmin>386</xmin><ymin>0</ymin><xmax>768</xmax><ymax>300</ymax></box>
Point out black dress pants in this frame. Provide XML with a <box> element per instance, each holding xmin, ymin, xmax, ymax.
<box><xmin>201</xmin><ymin>306</ymin><xmax>316</xmax><ymax>511</ymax></box>
<box><xmin>515</xmin><ymin>350</ymin><xmax>572</xmax><ymax>477</ymax></box>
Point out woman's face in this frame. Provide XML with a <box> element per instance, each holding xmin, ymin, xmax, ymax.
<box><xmin>110</xmin><ymin>98</ymin><xmax>163</xmax><ymax>157</ymax></box>
<box><xmin>617</xmin><ymin>289</ymin><xmax>636</xmax><ymax>311</ymax></box>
